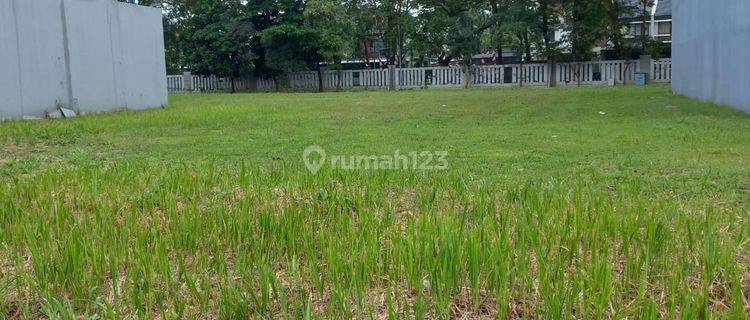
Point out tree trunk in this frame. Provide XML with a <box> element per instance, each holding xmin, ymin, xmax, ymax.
<box><xmin>623</xmin><ymin>59</ymin><xmax>631</xmax><ymax>85</ymax></box>
<box><xmin>548</xmin><ymin>60</ymin><xmax>556</xmax><ymax>88</ymax></box>
<box><xmin>640</xmin><ymin>1</ymin><xmax>649</xmax><ymax>52</ymax></box>
<box><xmin>496</xmin><ymin>45</ymin><xmax>503</xmax><ymax>65</ymax></box>
<box><xmin>490</xmin><ymin>0</ymin><xmax>503</xmax><ymax>65</ymax></box>
<box><xmin>317</xmin><ymin>65</ymin><xmax>324</xmax><ymax>93</ymax></box>
<box><xmin>540</xmin><ymin>1</ymin><xmax>552</xmax><ymax>60</ymax></box>
<box><xmin>231</xmin><ymin>77</ymin><xmax>236</xmax><ymax>93</ymax></box>
<box><xmin>523</xmin><ymin>31</ymin><xmax>532</xmax><ymax>62</ymax></box>
<box><xmin>495</xmin><ymin>28</ymin><xmax>503</xmax><ymax>65</ymax></box>
<box><xmin>463</xmin><ymin>61</ymin><xmax>472</xmax><ymax>88</ymax></box>
<box><xmin>363</xmin><ymin>40</ymin><xmax>372</xmax><ymax>69</ymax></box>
<box><xmin>337</xmin><ymin>69</ymin><xmax>342</xmax><ymax>91</ymax></box>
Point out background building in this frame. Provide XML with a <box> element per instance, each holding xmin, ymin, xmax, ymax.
<box><xmin>623</xmin><ymin>0</ymin><xmax>672</xmax><ymax>45</ymax></box>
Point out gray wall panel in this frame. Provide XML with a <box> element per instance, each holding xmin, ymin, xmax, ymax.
<box><xmin>64</xmin><ymin>0</ymin><xmax>119</xmax><ymax>112</ymax></box>
<box><xmin>0</xmin><ymin>0</ymin><xmax>167</xmax><ymax>120</ymax></box>
<box><xmin>13</xmin><ymin>0</ymin><xmax>69</xmax><ymax>118</ymax></box>
<box><xmin>114</xmin><ymin>3</ymin><xmax>168</xmax><ymax>110</ymax></box>
<box><xmin>672</xmin><ymin>0</ymin><xmax>750</xmax><ymax>113</ymax></box>
<box><xmin>0</xmin><ymin>1</ymin><xmax>23</xmax><ymax>119</ymax></box>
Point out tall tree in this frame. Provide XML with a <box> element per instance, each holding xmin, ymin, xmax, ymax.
<box><xmin>260</xmin><ymin>24</ymin><xmax>322</xmax><ymax>88</ymax></box>
<box><xmin>305</xmin><ymin>0</ymin><xmax>353</xmax><ymax>66</ymax></box>
<box><xmin>635</xmin><ymin>0</ymin><xmax>655</xmax><ymax>52</ymax></box>
<box><xmin>534</xmin><ymin>0</ymin><xmax>561</xmax><ymax>60</ymax></box>
<box><xmin>415</xmin><ymin>0</ymin><xmax>499</xmax><ymax>66</ymax></box>
<box><xmin>488</xmin><ymin>0</ymin><xmax>510</xmax><ymax>64</ymax></box>
<box><xmin>245</xmin><ymin>0</ymin><xmax>307</xmax><ymax>78</ymax></box>
<box><xmin>560</xmin><ymin>0</ymin><xmax>608</xmax><ymax>61</ymax></box>
<box><xmin>558</xmin><ymin>0</ymin><xmax>608</xmax><ymax>86</ymax></box>
<box><xmin>379</xmin><ymin>0</ymin><xmax>414</xmax><ymax>66</ymax></box>
<box><xmin>603</xmin><ymin>0</ymin><xmax>636</xmax><ymax>60</ymax></box>
<box><xmin>181</xmin><ymin>0</ymin><xmax>256</xmax><ymax>92</ymax></box>
<box><xmin>414</xmin><ymin>0</ymin><xmax>507</xmax><ymax>86</ymax></box>
<box><xmin>163</xmin><ymin>17</ymin><xmax>183</xmax><ymax>74</ymax></box>
<box><xmin>505</xmin><ymin>0</ymin><xmax>537</xmax><ymax>62</ymax></box>
<box><xmin>306</xmin><ymin>0</ymin><xmax>354</xmax><ymax>89</ymax></box>
<box><xmin>347</xmin><ymin>0</ymin><xmax>379</xmax><ymax>68</ymax></box>
<box><xmin>411</xmin><ymin>4</ymin><xmax>454</xmax><ymax>66</ymax></box>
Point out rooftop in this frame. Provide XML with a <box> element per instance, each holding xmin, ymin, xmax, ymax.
<box><xmin>654</xmin><ymin>0</ymin><xmax>671</xmax><ymax>18</ymax></box>
<box><xmin>623</xmin><ymin>0</ymin><xmax>671</xmax><ymax>19</ymax></box>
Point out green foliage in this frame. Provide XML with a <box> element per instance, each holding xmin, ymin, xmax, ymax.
<box><xmin>560</xmin><ymin>0</ymin><xmax>609</xmax><ymax>60</ymax></box>
<box><xmin>378</xmin><ymin>0</ymin><xmax>415</xmax><ymax>65</ymax></box>
<box><xmin>140</xmin><ymin>0</ymin><xmax>670</xmax><ymax>77</ymax></box>
<box><xmin>411</xmin><ymin>4</ymin><xmax>454</xmax><ymax>64</ymax></box>
<box><xmin>445</xmin><ymin>12</ymin><xmax>484</xmax><ymax>64</ymax></box>
<box><xmin>346</xmin><ymin>0</ymin><xmax>381</xmax><ymax>65</ymax></box>
<box><xmin>305</xmin><ymin>0</ymin><xmax>353</xmax><ymax>67</ymax></box>
<box><xmin>602</xmin><ymin>0</ymin><xmax>638</xmax><ymax>59</ymax></box>
<box><xmin>634</xmin><ymin>0</ymin><xmax>656</xmax><ymax>51</ymax></box>
<box><xmin>643</xmin><ymin>37</ymin><xmax>665</xmax><ymax>58</ymax></box>
<box><xmin>534</xmin><ymin>0</ymin><xmax>564</xmax><ymax>59</ymax></box>
<box><xmin>260</xmin><ymin>24</ymin><xmax>322</xmax><ymax>75</ymax></box>
<box><xmin>414</xmin><ymin>0</ymin><xmax>498</xmax><ymax>65</ymax></box>
<box><xmin>181</xmin><ymin>0</ymin><xmax>256</xmax><ymax>81</ymax></box>
<box><xmin>163</xmin><ymin>17</ymin><xmax>183</xmax><ymax>74</ymax></box>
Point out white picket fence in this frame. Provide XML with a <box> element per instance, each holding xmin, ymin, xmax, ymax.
<box><xmin>167</xmin><ymin>75</ymin><xmax>254</xmax><ymax>92</ymax></box>
<box><xmin>168</xmin><ymin>59</ymin><xmax>670</xmax><ymax>93</ymax></box>
<box><xmin>166</xmin><ymin>75</ymin><xmax>184</xmax><ymax>92</ymax></box>
<box><xmin>651</xmin><ymin>59</ymin><xmax>672</xmax><ymax>83</ymax></box>
<box><xmin>555</xmin><ymin>60</ymin><xmax>641</xmax><ymax>86</ymax></box>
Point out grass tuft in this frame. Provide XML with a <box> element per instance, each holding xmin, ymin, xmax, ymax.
<box><xmin>1</xmin><ymin>85</ymin><xmax>749</xmax><ymax>319</ymax></box>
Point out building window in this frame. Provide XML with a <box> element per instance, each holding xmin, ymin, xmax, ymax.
<box><xmin>629</xmin><ymin>23</ymin><xmax>650</xmax><ymax>36</ymax></box>
<box><xmin>658</xmin><ymin>21</ymin><xmax>672</xmax><ymax>35</ymax></box>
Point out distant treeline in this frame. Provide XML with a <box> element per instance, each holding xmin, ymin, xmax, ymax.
<box><xmin>121</xmin><ymin>0</ymin><xmax>663</xmax><ymax>79</ymax></box>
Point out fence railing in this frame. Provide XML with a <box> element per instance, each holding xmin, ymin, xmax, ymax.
<box><xmin>652</xmin><ymin>59</ymin><xmax>672</xmax><ymax>83</ymax></box>
<box><xmin>168</xmin><ymin>59</ymin><xmax>671</xmax><ymax>93</ymax></box>
<box><xmin>166</xmin><ymin>75</ymin><xmax>184</xmax><ymax>92</ymax></box>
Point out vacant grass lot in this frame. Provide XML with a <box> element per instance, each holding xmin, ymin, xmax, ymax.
<box><xmin>1</xmin><ymin>85</ymin><xmax>748</xmax><ymax>319</ymax></box>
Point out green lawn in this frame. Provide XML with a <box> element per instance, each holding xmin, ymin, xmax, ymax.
<box><xmin>1</xmin><ymin>85</ymin><xmax>748</xmax><ymax>319</ymax></box>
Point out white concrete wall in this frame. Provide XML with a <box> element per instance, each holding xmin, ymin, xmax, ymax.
<box><xmin>672</xmin><ymin>0</ymin><xmax>750</xmax><ymax>113</ymax></box>
<box><xmin>0</xmin><ymin>0</ymin><xmax>167</xmax><ymax>120</ymax></box>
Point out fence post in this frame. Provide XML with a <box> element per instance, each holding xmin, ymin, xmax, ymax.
<box><xmin>547</xmin><ymin>61</ymin><xmax>556</xmax><ymax>88</ymax></box>
<box><xmin>388</xmin><ymin>65</ymin><xmax>396</xmax><ymax>91</ymax></box>
<box><xmin>463</xmin><ymin>66</ymin><xmax>471</xmax><ymax>88</ymax></box>
<box><xmin>182</xmin><ymin>72</ymin><xmax>193</xmax><ymax>91</ymax></box>
<box><xmin>317</xmin><ymin>66</ymin><xmax>326</xmax><ymax>92</ymax></box>
<box><xmin>638</xmin><ymin>55</ymin><xmax>652</xmax><ymax>83</ymax></box>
